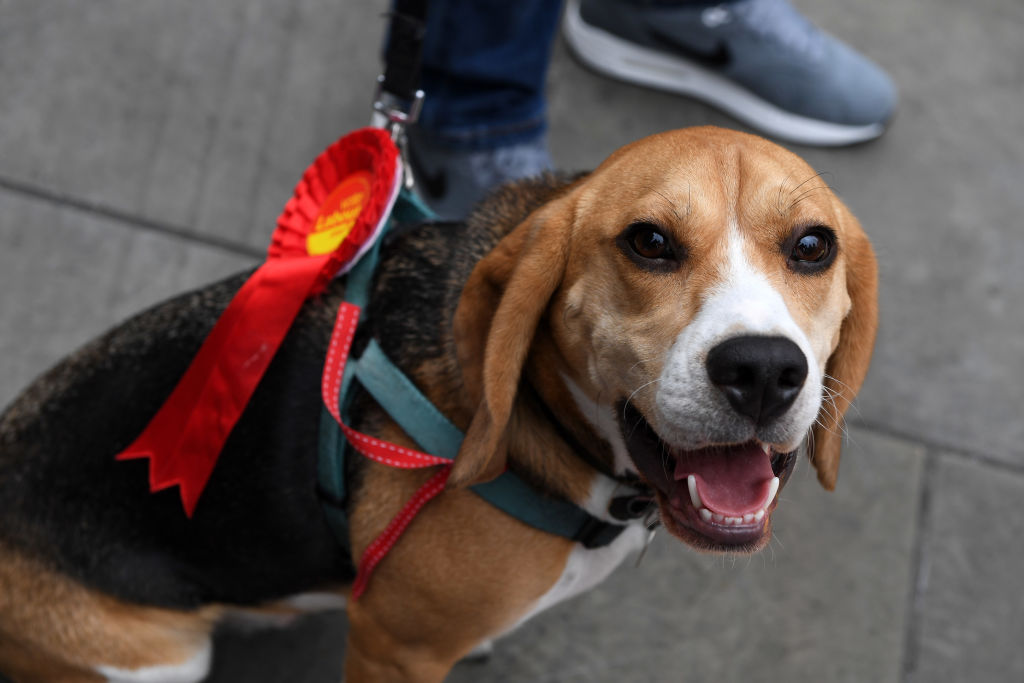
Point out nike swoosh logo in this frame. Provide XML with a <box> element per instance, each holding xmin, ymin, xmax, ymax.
<box><xmin>645</xmin><ymin>27</ymin><xmax>732</xmax><ymax>69</ymax></box>
<box><xmin>406</xmin><ymin>139</ymin><xmax>447</xmax><ymax>200</ymax></box>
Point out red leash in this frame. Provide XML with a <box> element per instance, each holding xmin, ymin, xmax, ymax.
<box><xmin>323</xmin><ymin>302</ymin><xmax>452</xmax><ymax>599</ymax></box>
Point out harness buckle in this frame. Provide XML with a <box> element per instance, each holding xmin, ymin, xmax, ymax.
<box><xmin>608</xmin><ymin>493</ymin><xmax>655</xmax><ymax>521</ymax></box>
<box><xmin>573</xmin><ymin>516</ymin><xmax>625</xmax><ymax>549</ymax></box>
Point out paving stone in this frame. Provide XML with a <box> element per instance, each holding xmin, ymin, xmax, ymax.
<box><xmin>210</xmin><ymin>611</ymin><xmax>348</xmax><ymax>683</ymax></box>
<box><xmin>909</xmin><ymin>455</ymin><xmax>1024</xmax><ymax>683</ymax></box>
<box><xmin>0</xmin><ymin>0</ymin><xmax>385</xmax><ymax>249</ymax></box>
<box><xmin>0</xmin><ymin>189</ymin><xmax>253</xmax><ymax>409</ymax></box>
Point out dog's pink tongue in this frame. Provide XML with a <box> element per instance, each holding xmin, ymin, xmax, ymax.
<box><xmin>674</xmin><ymin>444</ymin><xmax>775</xmax><ymax>516</ymax></box>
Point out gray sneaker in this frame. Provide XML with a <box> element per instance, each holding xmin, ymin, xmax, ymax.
<box><xmin>563</xmin><ymin>0</ymin><xmax>897</xmax><ymax>146</ymax></box>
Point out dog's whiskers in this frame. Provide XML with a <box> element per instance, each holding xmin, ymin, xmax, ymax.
<box><xmin>788</xmin><ymin>170</ymin><xmax>834</xmax><ymax>196</ymax></box>
<box><xmin>786</xmin><ymin>170</ymin><xmax>836</xmax><ymax>211</ymax></box>
<box><xmin>625</xmin><ymin>378</ymin><xmax>661</xmax><ymax>410</ymax></box>
<box><xmin>654</xmin><ymin>189</ymin><xmax>683</xmax><ymax>222</ymax></box>
<box><xmin>659</xmin><ymin>440</ymin><xmax>673</xmax><ymax>483</ymax></box>
<box><xmin>788</xmin><ymin>186</ymin><xmax>830</xmax><ymax>212</ymax></box>
<box><xmin>812</xmin><ymin>415</ymin><xmax>842</xmax><ymax>438</ymax></box>
<box><xmin>627</xmin><ymin>356</ymin><xmax>659</xmax><ymax>375</ymax></box>
<box><xmin>823</xmin><ymin>373</ymin><xmax>862</xmax><ymax>420</ymax></box>
<box><xmin>822</xmin><ymin>372</ymin><xmax>856</xmax><ymax>393</ymax></box>
<box><xmin>620</xmin><ymin>372</ymin><xmax>664</xmax><ymax>443</ymax></box>
<box><xmin>775</xmin><ymin>173</ymin><xmax>794</xmax><ymax>217</ymax></box>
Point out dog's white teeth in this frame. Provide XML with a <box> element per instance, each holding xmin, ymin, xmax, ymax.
<box><xmin>687</xmin><ymin>475</ymin><xmax>703</xmax><ymax>510</ymax></box>
<box><xmin>712</xmin><ymin>510</ymin><xmax>770</xmax><ymax>526</ymax></box>
<box><xmin>700</xmin><ymin>506</ymin><xmax>770</xmax><ymax>526</ymax></box>
<box><xmin>692</xmin><ymin>475</ymin><xmax>778</xmax><ymax>527</ymax></box>
<box><xmin>761</xmin><ymin>443</ymin><xmax>772</xmax><ymax>456</ymax></box>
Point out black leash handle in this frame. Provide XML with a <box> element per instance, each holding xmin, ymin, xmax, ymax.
<box><xmin>381</xmin><ymin>0</ymin><xmax>428</xmax><ymax>102</ymax></box>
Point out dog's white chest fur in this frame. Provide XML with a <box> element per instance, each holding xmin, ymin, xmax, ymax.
<box><xmin>501</xmin><ymin>475</ymin><xmax>649</xmax><ymax>636</ymax></box>
<box><xmin>509</xmin><ymin>524</ymin><xmax>647</xmax><ymax>636</ymax></box>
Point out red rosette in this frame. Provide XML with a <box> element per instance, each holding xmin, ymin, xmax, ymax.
<box><xmin>117</xmin><ymin>128</ymin><xmax>400</xmax><ymax>516</ymax></box>
<box><xmin>269</xmin><ymin>127</ymin><xmax>400</xmax><ymax>292</ymax></box>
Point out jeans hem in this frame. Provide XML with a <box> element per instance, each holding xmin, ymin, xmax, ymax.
<box><xmin>414</xmin><ymin>116</ymin><xmax>547</xmax><ymax>152</ymax></box>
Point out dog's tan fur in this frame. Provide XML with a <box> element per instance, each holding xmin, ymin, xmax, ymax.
<box><xmin>0</xmin><ymin>128</ymin><xmax>877</xmax><ymax>682</ymax></box>
<box><xmin>0</xmin><ymin>544</ymin><xmax>220</xmax><ymax>681</ymax></box>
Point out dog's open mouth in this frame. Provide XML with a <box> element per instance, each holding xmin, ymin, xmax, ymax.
<box><xmin>619</xmin><ymin>402</ymin><xmax>797</xmax><ymax>551</ymax></box>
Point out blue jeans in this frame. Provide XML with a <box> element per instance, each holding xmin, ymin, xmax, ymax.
<box><xmin>415</xmin><ymin>0</ymin><xmax>728</xmax><ymax>150</ymax></box>
<box><xmin>417</xmin><ymin>0</ymin><xmax>562</xmax><ymax>150</ymax></box>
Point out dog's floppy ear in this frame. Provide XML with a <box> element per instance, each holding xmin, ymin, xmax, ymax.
<box><xmin>449</xmin><ymin>198</ymin><xmax>572</xmax><ymax>488</ymax></box>
<box><xmin>809</xmin><ymin>205</ymin><xmax>879</xmax><ymax>490</ymax></box>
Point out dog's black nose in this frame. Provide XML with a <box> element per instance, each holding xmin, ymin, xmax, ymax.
<box><xmin>706</xmin><ymin>336</ymin><xmax>808</xmax><ymax>426</ymax></box>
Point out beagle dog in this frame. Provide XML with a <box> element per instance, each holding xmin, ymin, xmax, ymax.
<box><xmin>0</xmin><ymin>127</ymin><xmax>877</xmax><ymax>682</ymax></box>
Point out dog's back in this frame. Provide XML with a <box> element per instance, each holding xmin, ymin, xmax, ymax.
<box><xmin>0</xmin><ymin>272</ymin><xmax>352</xmax><ymax>610</ymax></box>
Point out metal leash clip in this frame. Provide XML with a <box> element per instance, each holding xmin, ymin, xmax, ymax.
<box><xmin>635</xmin><ymin>506</ymin><xmax>661</xmax><ymax>568</ymax></box>
<box><xmin>371</xmin><ymin>76</ymin><xmax>424</xmax><ymax>135</ymax></box>
<box><xmin>607</xmin><ymin>484</ymin><xmax>661</xmax><ymax>568</ymax></box>
<box><xmin>371</xmin><ymin>77</ymin><xmax>425</xmax><ymax>191</ymax></box>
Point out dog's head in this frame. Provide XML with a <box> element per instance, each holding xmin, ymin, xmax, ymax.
<box><xmin>451</xmin><ymin>127</ymin><xmax>878</xmax><ymax>552</ymax></box>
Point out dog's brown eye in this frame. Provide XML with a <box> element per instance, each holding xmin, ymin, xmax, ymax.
<box><xmin>617</xmin><ymin>222</ymin><xmax>681</xmax><ymax>272</ymax></box>
<box><xmin>787</xmin><ymin>227</ymin><xmax>836</xmax><ymax>273</ymax></box>
<box><xmin>793</xmin><ymin>234</ymin><xmax>828</xmax><ymax>261</ymax></box>
<box><xmin>631</xmin><ymin>226</ymin><xmax>670</xmax><ymax>259</ymax></box>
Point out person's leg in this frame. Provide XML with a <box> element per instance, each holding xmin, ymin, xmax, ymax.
<box><xmin>563</xmin><ymin>0</ymin><xmax>896</xmax><ymax>146</ymax></box>
<box><xmin>417</xmin><ymin>0</ymin><xmax>560</xmax><ymax>150</ymax></box>
<box><xmin>408</xmin><ymin>0</ymin><xmax>563</xmax><ymax>218</ymax></box>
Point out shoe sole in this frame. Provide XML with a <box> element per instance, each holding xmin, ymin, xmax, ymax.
<box><xmin>561</xmin><ymin>0</ymin><xmax>885</xmax><ymax>147</ymax></box>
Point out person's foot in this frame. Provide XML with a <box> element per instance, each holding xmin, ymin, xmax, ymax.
<box><xmin>405</xmin><ymin>129</ymin><xmax>553</xmax><ymax>219</ymax></box>
<box><xmin>563</xmin><ymin>0</ymin><xmax>897</xmax><ymax>146</ymax></box>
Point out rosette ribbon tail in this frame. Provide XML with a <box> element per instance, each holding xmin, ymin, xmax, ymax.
<box><xmin>116</xmin><ymin>254</ymin><xmax>331</xmax><ymax>517</ymax></box>
<box><xmin>116</xmin><ymin>127</ymin><xmax>399</xmax><ymax>517</ymax></box>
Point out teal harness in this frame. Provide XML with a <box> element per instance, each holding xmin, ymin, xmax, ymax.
<box><xmin>315</xmin><ymin>189</ymin><xmax>640</xmax><ymax>568</ymax></box>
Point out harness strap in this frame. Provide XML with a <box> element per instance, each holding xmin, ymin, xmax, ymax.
<box><xmin>352</xmin><ymin>336</ymin><xmax>632</xmax><ymax>546</ymax></box>
<box><xmin>337</xmin><ymin>309</ymin><xmax>636</xmax><ymax>547</ymax></box>
<box><xmin>321</xmin><ymin>298</ymin><xmax>635</xmax><ymax>599</ymax></box>
<box><xmin>471</xmin><ymin>474</ymin><xmax>627</xmax><ymax>549</ymax></box>
<box><xmin>315</xmin><ymin>196</ymin><xmax>400</xmax><ymax>563</ymax></box>
<box><xmin>314</xmin><ymin>189</ymin><xmax>640</xmax><ymax>599</ymax></box>
<box><xmin>352</xmin><ymin>339</ymin><xmax>462</xmax><ymax>460</ymax></box>
<box><xmin>321</xmin><ymin>301</ymin><xmax>452</xmax><ymax>599</ymax></box>
<box><xmin>324</xmin><ymin>304</ymin><xmax>448</xmax><ymax>470</ymax></box>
